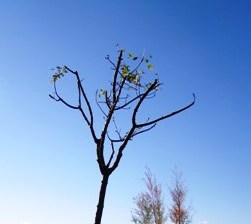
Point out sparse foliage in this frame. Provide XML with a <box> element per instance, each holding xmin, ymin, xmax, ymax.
<box><xmin>132</xmin><ymin>169</ymin><xmax>192</xmax><ymax>224</ymax></box>
<box><xmin>49</xmin><ymin>48</ymin><xmax>195</xmax><ymax>224</ymax></box>
<box><xmin>169</xmin><ymin>170</ymin><xmax>192</xmax><ymax>224</ymax></box>
<box><xmin>132</xmin><ymin>169</ymin><xmax>167</xmax><ymax>224</ymax></box>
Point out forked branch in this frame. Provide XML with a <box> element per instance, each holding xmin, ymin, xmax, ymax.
<box><xmin>49</xmin><ymin>48</ymin><xmax>195</xmax><ymax>224</ymax></box>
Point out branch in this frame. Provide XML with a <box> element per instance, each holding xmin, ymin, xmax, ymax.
<box><xmin>100</xmin><ymin>67</ymin><xmax>127</xmax><ymax>145</ymax></box>
<box><xmin>106</xmin><ymin>139</ymin><xmax>115</xmax><ymax>168</ymax></box>
<box><xmin>78</xmin><ymin>81</ymin><xmax>81</xmax><ymax>106</ymax></box>
<box><xmin>112</xmin><ymin>50</ymin><xmax>123</xmax><ymax>103</ymax></box>
<box><xmin>105</xmin><ymin>91</ymin><xmax>112</xmax><ymax>110</ymax></box>
<box><xmin>132</xmin><ymin>79</ymin><xmax>160</xmax><ymax>126</ymax></box>
<box><xmin>105</xmin><ymin>54</ymin><xmax>117</xmax><ymax>69</ymax></box>
<box><xmin>50</xmin><ymin>82</ymin><xmax>79</xmax><ymax>110</ymax></box>
<box><xmin>95</xmin><ymin>90</ymin><xmax>108</xmax><ymax>117</ymax></box>
<box><xmin>114</xmin><ymin>92</ymin><xmax>146</xmax><ymax>110</ymax></box>
<box><xmin>108</xmin><ymin>127</ymin><xmax>135</xmax><ymax>174</ymax></box>
<box><xmin>106</xmin><ymin>81</ymin><xmax>163</xmax><ymax>173</ymax></box>
<box><xmin>130</xmin><ymin>56</ymin><xmax>145</xmax><ymax>74</ymax></box>
<box><xmin>137</xmin><ymin>94</ymin><xmax>196</xmax><ymax>128</ymax></box>
<box><xmin>132</xmin><ymin>123</ymin><xmax>157</xmax><ymax>138</ymax></box>
<box><xmin>51</xmin><ymin>66</ymin><xmax>98</xmax><ymax>143</ymax></box>
<box><xmin>112</xmin><ymin>117</ymin><xmax>123</xmax><ymax>140</ymax></box>
<box><xmin>65</xmin><ymin>66</ymin><xmax>98</xmax><ymax>142</ymax></box>
<box><xmin>105</xmin><ymin>122</ymin><xmax>156</xmax><ymax>143</ymax></box>
<box><xmin>49</xmin><ymin>94</ymin><xmax>59</xmax><ymax>101</ymax></box>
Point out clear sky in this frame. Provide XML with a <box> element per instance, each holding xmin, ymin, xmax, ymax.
<box><xmin>0</xmin><ymin>1</ymin><xmax>250</xmax><ymax>224</ymax></box>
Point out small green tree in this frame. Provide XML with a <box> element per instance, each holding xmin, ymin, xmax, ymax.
<box><xmin>50</xmin><ymin>49</ymin><xmax>195</xmax><ymax>224</ymax></box>
<box><xmin>132</xmin><ymin>169</ymin><xmax>167</xmax><ymax>224</ymax></box>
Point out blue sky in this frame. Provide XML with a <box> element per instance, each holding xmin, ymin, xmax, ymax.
<box><xmin>0</xmin><ymin>1</ymin><xmax>250</xmax><ymax>224</ymax></box>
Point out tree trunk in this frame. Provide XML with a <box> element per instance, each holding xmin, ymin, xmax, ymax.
<box><xmin>94</xmin><ymin>174</ymin><xmax>109</xmax><ymax>224</ymax></box>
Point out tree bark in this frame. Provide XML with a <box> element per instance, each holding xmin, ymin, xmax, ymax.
<box><xmin>94</xmin><ymin>174</ymin><xmax>109</xmax><ymax>224</ymax></box>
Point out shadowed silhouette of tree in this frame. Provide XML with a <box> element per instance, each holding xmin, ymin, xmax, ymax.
<box><xmin>49</xmin><ymin>48</ymin><xmax>195</xmax><ymax>224</ymax></box>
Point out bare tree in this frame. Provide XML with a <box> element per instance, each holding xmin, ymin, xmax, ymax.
<box><xmin>49</xmin><ymin>49</ymin><xmax>195</xmax><ymax>224</ymax></box>
<box><xmin>169</xmin><ymin>170</ymin><xmax>192</xmax><ymax>224</ymax></box>
<box><xmin>132</xmin><ymin>168</ymin><xmax>167</xmax><ymax>224</ymax></box>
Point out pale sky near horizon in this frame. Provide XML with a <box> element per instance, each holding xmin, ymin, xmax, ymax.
<box><xmin>0</xmin><ymin>1</ymin><xmax>251</xmax><ymax>224</ymax></box>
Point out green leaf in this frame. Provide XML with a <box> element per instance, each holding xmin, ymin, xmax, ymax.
<box><xmin>133</xmin><ymin>56</ymin><xmax>138</xmax><ymax>61</ymax></box>
<box><xmin>98</xmin><ymin>89</ymin><xmax>106</xmax><ymax>98</ymax></box>
<box><xmin>122</xmin><ymin>65</ymin><xmax>129</xmax><ymax>75</ymax></box>
<box><xmin>147</xmin><ymin>64</ymin><xmax>153</xmax><ymax>70</ymax></box>
<box><xmin>128</xmin><ymin>53</ymin><xmax>134</xmax><ymax>58</ymax></box>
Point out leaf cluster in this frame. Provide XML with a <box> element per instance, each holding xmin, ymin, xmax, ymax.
<box><xmin>51</xmin><ymin>66</ymin><xmax>68</xmax><ymax>83</ymax></box>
